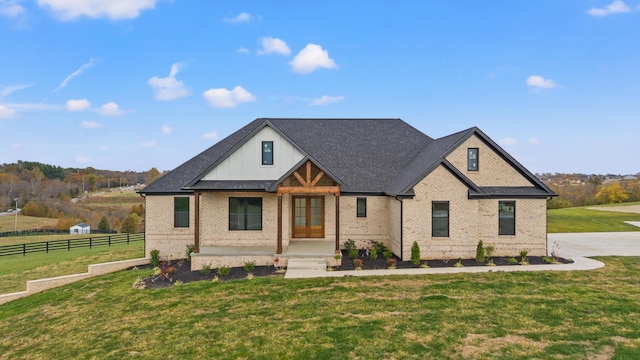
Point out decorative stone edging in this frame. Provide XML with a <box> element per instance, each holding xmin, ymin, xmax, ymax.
<box><xmin>0</xmin><ymin>257</ymin><xmax>149</xmax><ymax>306</ymax></box>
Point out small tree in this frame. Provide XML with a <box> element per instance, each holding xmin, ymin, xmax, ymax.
<box><xmin>98</xmin><ymin>216</ymin><xmax>110</xmax><ymax>232</ymax></box>
<box><xmin>120</xmin><ymin>213</ymin><xmax>139</xmax><ymax>233</ymax></box>
<box><xmin>410</xmin><ymin>241</ymin><xmax>421</xmax><ymax>265</ymax></box>
<box><xmin>476</xmin><ymin>240</ymin><xmax>486</xmax><ymax>263</ymax></box>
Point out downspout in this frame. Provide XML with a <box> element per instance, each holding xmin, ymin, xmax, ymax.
<box><xmin>399</xmin><ymin>199</ymin><xmax>403</xmax><ymax>262</ymax></box>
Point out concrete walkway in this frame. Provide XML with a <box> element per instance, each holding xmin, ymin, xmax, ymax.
<box><xmin>286</xmin><ymin>232</ymin><xmax>640</xmax><ymax>279</ymax></box>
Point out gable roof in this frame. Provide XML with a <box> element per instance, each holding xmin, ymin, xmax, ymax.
<box><xmin>140</xmin><ymin>118</ymin><xmax>555</xmax><ymax>198</ymax></box>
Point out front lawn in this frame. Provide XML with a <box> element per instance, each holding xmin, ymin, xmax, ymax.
<box><xmin>1</xmin><ymin>257</ymin><xmax>639</xmax><ymax>359</ymax></box>
<box><xmin>0</xmin><ymin>242</ymin><xmax>144</xmax><ymax>294</ymax></box>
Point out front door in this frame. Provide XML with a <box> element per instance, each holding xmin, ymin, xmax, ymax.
<box><xmin>292</xmin><ymin>196</ymin><xmax>324</xmax><ymax>238</ymax></box>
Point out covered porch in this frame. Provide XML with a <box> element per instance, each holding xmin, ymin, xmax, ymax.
<box><xmin>191</xmin><ymin>240</ymin><xmax>340</xmax><ymax>270</ymax></box>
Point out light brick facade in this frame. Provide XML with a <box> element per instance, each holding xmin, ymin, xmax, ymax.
<box><xmin>144</xmin><ymin>127</ymin><xmax>551</xmax><ymax>263</ymax></box>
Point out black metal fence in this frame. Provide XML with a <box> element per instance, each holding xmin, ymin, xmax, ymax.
<box><xmin>0</xmin><ymin>233</ymin><xmax>144</xmax><ymax>257</ymax></box>
<box><xmin>0</xmin><ymin>228</ymin><xmax>117</xmax><ymax>238</ymax></box>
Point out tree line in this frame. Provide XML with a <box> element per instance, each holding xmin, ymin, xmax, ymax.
<box><xmin>0</xmin><ymin>161</ymin><xmax>163</xmax><ymax>232</ymax></box>
<box><xmin>546</xmin><ymin>175</ymin><xmax>640</xmax><ymax>209</ymax></box>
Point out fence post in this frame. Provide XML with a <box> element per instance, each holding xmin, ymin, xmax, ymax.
<box><xmin>46</xmin><ymin>241</ymin><xmax>49</xmax><ymax>253</ymax></box>
<box><xmin>90</xmin><ymin>237</ymin><xmax>92</xmax><ymax>249</ymax></box>
<box><xmin>68</xmin><ymin>239</ymin><xmax>70</xmax><ymax>251</ymax></box>
<box><xmin>108</xmin><ymin>236</ymin><xmax>111</xmax><ymax>247</ymax></box>
<box><xmin>23</xmin><ymin>243</ymin><xmax>26</xmax><ymax>256</ymax></box>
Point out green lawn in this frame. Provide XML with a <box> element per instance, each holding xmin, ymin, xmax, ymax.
<box><xmin>548</xmin><ymin>206</ymin><xmax>640</xmax><ymax>233</ymax></box>
<box><xmin>1</xmin><ymin>257</ymin><xmax>639</xmax><ymax>359</ymax></box>
<box><xmin>0</xmin><ymin>242</ymin><xmax>144</xmax><ymax>294</ymax></box>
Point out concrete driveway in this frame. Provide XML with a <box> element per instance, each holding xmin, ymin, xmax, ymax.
<box><xmin>548</xmin><ymin>232</ymin><xmax>640</xmax><ymax>258</ymax></box>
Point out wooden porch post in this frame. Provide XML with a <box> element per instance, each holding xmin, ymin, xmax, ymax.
<box><xmin>277</xmin><ymin>194</ymin><xmax>283</xmax><ymax>254</ymax></box>
<box><xmin>335</xmin><ymin>194</ymin><xmax>340</xmax><ymax>253</ymax></box>
<box><xmin>194</xmin><ymin>191</ymin><xmax>200</xmax><ymax>253</ymax></box>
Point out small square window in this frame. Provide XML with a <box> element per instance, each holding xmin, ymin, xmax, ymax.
<box><xmin>262</xmin><ymin>141</ymin><xmax>273</xmax><ymax>165</ymax></box>
<box><xmin>468</xmin><ymin>148</ymin><xmax>479</xmax><ymax>171</ymax></box>
<box><xmin>356</xmin><ymin>197</ymin><xmax>366</xmax><ymax>217</ymax></box>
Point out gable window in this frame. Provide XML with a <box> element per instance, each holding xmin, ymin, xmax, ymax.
<box><xmin>174</xmin><ymin>197</ymin><xmax>190</xmax><ymax>228</ymax></box>
<box><xmin>499</xmin><ymin>201</ymin><xmax>515</xmax><ymax>235</ymax></box>
<box><xmin>432</xmin><ymin>201</ymin><xmax>449</xmax><ymax>237</ymax></box>
<box><xmin>262</xmin><ymin>141</ymin><xmax>273</xmax><ymax>165</ymax></box>
<box><xmin>229</xmin><ymin>197</ymin><xmax>263</xmax><ymax>230</ymax></box>
<box><xmin>468</xmin><ymin>148</ymin><xmax>479</xmax><ymax>171</ymax></box>
<box><xmin>356</xmin><ymin>197</ymin><xmax>367</xmax><ymax>217</ymax></box>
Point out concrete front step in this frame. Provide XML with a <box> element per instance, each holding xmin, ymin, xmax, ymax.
<box><xmin>286</xmin><ymin>258</ymin><xmax>327</xmax><ymax>271</ymax></box>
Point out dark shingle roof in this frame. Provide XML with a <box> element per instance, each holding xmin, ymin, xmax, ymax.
<box><xmin>140</xmin><ymin>118</ymin><xmax>556</xmax><ymax>198</ymax></box>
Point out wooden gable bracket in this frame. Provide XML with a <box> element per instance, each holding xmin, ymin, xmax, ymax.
<box><xmin>277</xmin><ymin>160</ymin><xmax>340</xmax><ymax>195</ymax></box>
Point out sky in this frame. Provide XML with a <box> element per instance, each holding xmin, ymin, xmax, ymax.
<box><xmin>1</xmin><ymin>0</ymin><xmax>639</xmax><ymax>175</ymax></box>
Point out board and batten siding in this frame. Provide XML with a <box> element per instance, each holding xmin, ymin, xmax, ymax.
<box><xmin>203</xmin><ymin>126</ymin><xmax>305</xmax><ymax>181</ymax></box>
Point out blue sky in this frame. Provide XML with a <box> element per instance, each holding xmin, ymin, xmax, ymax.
<box><xmin>1</xmin><ymin>1</ymin><xmax>638</xmax><ymax>175</ymax></box>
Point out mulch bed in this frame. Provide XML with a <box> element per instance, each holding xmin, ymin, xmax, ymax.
<box><xmin>134</xmin><ymin>251</ymin><xmax>573</xmax><ymax>289</ymax></box>
<box><xmin>337</xmin><ymin>250</ymin><xmax>573</xmax><ymax>271</ymax></box>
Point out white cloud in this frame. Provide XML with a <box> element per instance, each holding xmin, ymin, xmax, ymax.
<box><xmin>526</xmin><ymin>75</ymin><xmax>556</xmax><ymax>89</ymax></box>
<box><xmin>99</xmin><ymin>102</ymin><xmax>122</xmax><ymax>116</ymax></box>
<box><xmin>0</xmin><ymin>0</ymin><xmax>25</xmax><ymax>18</ymax></box>
<box><xmin>499</xmin><ymin>137</ymin><xmax>518</xmax><ymax>146</ymax></box>
<box><xmin>587</xmin><ymin>1</ymin><xmax>630</xmax><ymax>16</ymax></box>
<box><xmin>148</xmin><ymin>63</ymin><xmax>190</xmax><ymax>101</ymax></box>
<box><xmin>37</xmin><ymin>0</ymin><xmax>156</xmax><ymax>21</ymax></box>
<box><xmin>66</xmin><ymin>99</ymin><xmax>90</xmax><ymax>112</ymax></box>
<box><xmin>140</xmin><ymin>141</ymin><xmax>156</xmax><ymax>148</ymax></box>
<box><xmin>202</xmin><ymin>86</ymin><xmax>255</xmax><ymax>108</ymax></box>
<box><xmin>161</xmin><ymin>124</ymin><xmax>171</xmax><ymax>134</ymax></box>
<box><xmin>290</xmin><ymin>43</ymin><xmax>337</xmax><ymax>74</ymax></box>
<box><xmin>237</xmin><ymin>47</ymin><xmax>250</xmax><ymax>54</ymax></box>
<box><xmin>54</xmin><ymin>58</ymin><xmax>97</xmax><ymax>92</ymax></box>
<box><xmin>0</xmin><ymin>105</ymin><xmax>17</xmax><ymax>118</ymax></box>
<box><xmin>225</xmin><ymin>12</ymin><xmax>252</xmax><ymax>23</ymax></box>
<box><xmin>76</xmin><ymin>155</ymin><xmax>91</xmax><ymax>164</ymax></box>
<box><xmin>258</xmin><ymin>37</ymin><xmax>291</xmax><ymax>56</ymax></box>
<box><xmin>202</xmin><ymin>131</ymin><xmax>218</xmax><ymax>141</ymax></box>
<box><xmin>310</xmin><ymin>95</ymin><xmax>345</xmax><ymax>106</ymax></box>
<box><xmin>0</xmin><ymin>84</ymin><xmax>31</xmax><ymax>98</ymax></box>
<box><xmin>80</xmin><ymin>121</ymin><xmax>101</xmax><ymax>129</ymax></box>
<box><xmin>528</xmin><ymin>137</ymin><xmax>540</xmax><ymax>145</ymax></box>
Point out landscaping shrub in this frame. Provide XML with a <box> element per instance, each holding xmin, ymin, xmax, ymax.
<box><xmin>349</xmin><ymin>248</ymin><xmax>359</xmax><ymax>261</ymax></box>
<box><xmin>201</xmin><ymin>264</ymin><xmax>212</xmax><ymax>275</ymax></box>
<box><xmin>185</xmin><ymin>244</ymin><xmax>195</xmax><ymax>261</ymax></box>
<box><xmin>369</xmin><ymin>247</ymin><xmax>378</xmax><ymax>261</ymax></box>
<box><xmin>372</xmin><ymin>241</ymin><xmax>387</xmax><ymax>255</ymax></box>
<box><xmin>217</xmin><ymin>266</ymin><xmax>231</xmax><ymax>277</ymax></box>
<box><xmin>411</xmin><ymin>241</ymin><xmax>421</xmax><ymax>265</ymax></box>
<box><xmin>243</xmin><ymin>261</ymin><xmax>256</xmax><ymax>273</ymax></box>
<box><xmin>476</xmin><ymin>240</ymin><xmax>485</xmax><ymax>263</ymax></box>
<box><xmin>150</xmin><ymin>249</ymin><xmax>160</xmax><ymax>267</ymax></box>
<box><xmin>344</xmin><ymin>239</ymin><xmax>356</xmax><ymax>251</ymax></box>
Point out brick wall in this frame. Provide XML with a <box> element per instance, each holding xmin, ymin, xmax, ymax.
<box><xmin>145</xmin><ymin>195</ymin><xmax>194</xmax><ymax>260</ymax></box>
<box><xmin>401</xmin><ymin>164</ymin><xmax>548</xmax><ymax>260</ymax></box>
<box><xmin>446</xmin><ymin>135</ymin><xmax>534</xmax><ymax>187</ymax></box>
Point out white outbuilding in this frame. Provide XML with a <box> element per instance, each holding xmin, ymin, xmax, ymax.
<box><xmin>70</xmin><ymin>223</ymin><xmax>91</xmax><ymax>235</ymax></box>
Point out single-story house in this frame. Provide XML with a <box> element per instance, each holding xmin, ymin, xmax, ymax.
<box><xmin>140</xmin><ymin>118</ymin><xmax>556</xmax><ymax>270</ymax></box>
<box><xmin>70</xmin><ymin>223</ymin><xmax>91</xmax><ymax>235</ymax></box>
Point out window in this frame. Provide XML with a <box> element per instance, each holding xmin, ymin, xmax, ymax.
<box><xmin>468</xmin><ymin>148</ymin><xmax>479</xmax><ymax>171</ymax></box>
<box><xmin>499</xmin><ymin>201</ymin><xmax>515</xmax><ymax>235</ymax></box>
<box><xmin>432</xmin><ymin>201</ymin><xmax>449</xmax><ymax>237</ymax></box>
<box><xmin>356</xmin><ymin>197</ymin><xmax>367</xmax><ymax>217</ymax></box>
<box><xmin>262</xmin><ymin>141</ymin><xmax>273</xmax><ymax>165</ymax></box>
<box><xmin>174</xmin><ymin>197</ymin><xmax>190</xmax><ymax>228</ymax></box>
<box><xmin>229</xmin><ymin>197</ymin><xmax>263</xmax><ymax>230</ymax></box>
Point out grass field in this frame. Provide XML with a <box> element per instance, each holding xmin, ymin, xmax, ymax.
<box><xmin>547</xmin><ymin>205</ymin><xmax>640</xmax><ymax>233</ymax></box>
<box><xmin>0</xmin><ymin>257</ymin><xmax>638</xmax><ymax>359</ymax></box>
<box><xmin>0</xmin><ymin>242</ymin><xmax>144</xmax><ymax>294</ymax></box>
<box><xmin>0</xmin><ymin>214</ymin><xmax>57</xmax><ymax>233</ymax></box>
